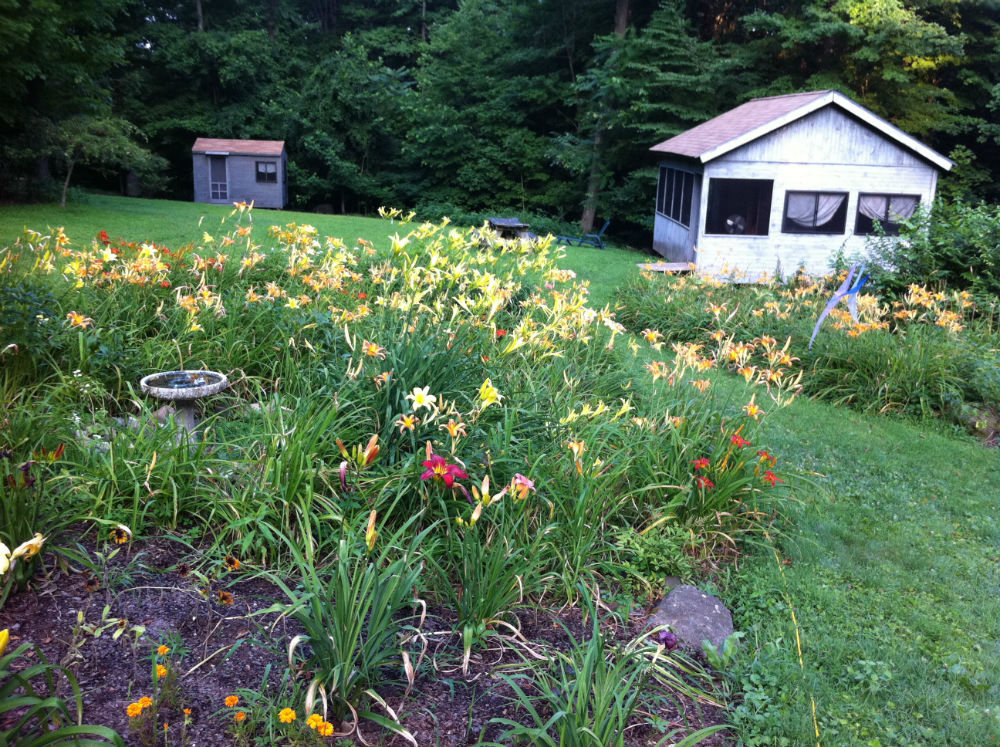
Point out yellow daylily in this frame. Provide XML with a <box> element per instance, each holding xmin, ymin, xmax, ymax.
<box><xmin>0</xmin><ymin>629</ymin><xmax>8</xmax><ymax>657</ymax></box>
<box><xmin>0</xmin><ymin>542</ymin><xmax>10</xmax><ymax>575</ymax></box>
<box><xmin>11</xmin><ymin>533</ymin><xmax>44</xmax><ymax>560</ymax></box>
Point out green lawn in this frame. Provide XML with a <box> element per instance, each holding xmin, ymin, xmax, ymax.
<box><xmin>0</xmin><ymin>193</ymin><xmax>394</xmax><ymax>253</ymax></box>
<box><xmin>2</xmin><ymin>194</ymin><xmax>997</xmax><ymax>745</ymax></box>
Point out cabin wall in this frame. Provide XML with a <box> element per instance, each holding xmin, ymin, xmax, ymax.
<box><xmin>192</xmin><ymin>152</ymin><xmax>287</xmax><ymax>209</ymax></box>
<box><xmin>689</xmin><ymin>109</ymin><xmax>939</xmax><ymax>280</ymax></box>
<box><xmin>652</xmin><ymin>161</ymin><xmax>702</xmax><ymax>262</ymax></box>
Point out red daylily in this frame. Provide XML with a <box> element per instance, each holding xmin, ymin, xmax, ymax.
<box><xmin>690</xmin><ymin>458</ymin><xmax>710</xmax><ymax>470</ymax></box>
<box><xmin>731</xmin><ymin>434</ymin><xmax>751</xmax><ymax>448</ymax></box>
<box><xmin>421</xmin><ymin>453</ymin><xmax>469</xmax><ymax>488</ymax></box>
<box><xmin>762</xmin><ymin>470</ymin><xmax>784</xmax><ymax>486</ymax></box>
<box><xmin>695</xmin><ymin>475</ymin><xmax>715</xmax><ymax>490</ymax></box>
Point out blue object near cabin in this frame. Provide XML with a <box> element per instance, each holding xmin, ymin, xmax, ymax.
<box><xmin>809</xmin><ymin>263</ymin><xmax>869</xmax><ymax>349</ymax></box>
<box><xmin>556</xmin><ymin>220</ymin><xmax>610</xmax><ymax>249</ymax></box>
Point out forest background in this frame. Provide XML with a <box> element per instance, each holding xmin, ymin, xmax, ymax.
<box><xmin>1</xmin><ymin>0</ymin><xmax>998</xmax><ymax>245</ymax></box>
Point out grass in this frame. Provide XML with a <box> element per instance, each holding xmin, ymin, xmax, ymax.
<box><xmin>0</xmin><ymin>193</ymin><xmax>393</xmax><ymax>252</ymax></box>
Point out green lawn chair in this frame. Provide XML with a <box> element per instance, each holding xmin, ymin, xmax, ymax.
<box><xmin>555</xmin><ymin>219</ymin><xmax>610</xmax><ymax>249</ymax></box>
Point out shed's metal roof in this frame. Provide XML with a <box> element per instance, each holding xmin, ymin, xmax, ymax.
<box><xmin>650</xmin><ymin>90</ymin><xmax>953</xmax><ymax>171</ymax></box>
<box><xmin>192</xmin><ymin>138</ymin><xmax>285</xmax><ymax>155</ymax></box>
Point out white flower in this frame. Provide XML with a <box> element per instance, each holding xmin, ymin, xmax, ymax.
<box><xmin>0</xmin><ymin>542</ymin><xmax>10</xmax><ymax>575</ymax></box>
<box><xmin>405</xmin><ymin>386</ymin><xmax>437</xmax><ymax>412</ymax></box>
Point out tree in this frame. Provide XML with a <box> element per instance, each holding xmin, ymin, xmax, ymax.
<box><xmin>49</xmin><ymin>116</ymin><xmax>165</xmax><ymax>207</ymax></box>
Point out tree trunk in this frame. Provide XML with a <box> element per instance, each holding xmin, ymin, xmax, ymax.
<box><xmin>579</xmin><ymin>0</ymin><xmax>629</xmax><ymax>232</ymax></box>
<box><xmin>195</xmin><ymin>0</ymin><xmax>203</xmax><ymax>31</ymax></box>
<box><xmin>61</xmin><ymin>159</ymin><xmax>74</xmax><ymax>209</ymax></box>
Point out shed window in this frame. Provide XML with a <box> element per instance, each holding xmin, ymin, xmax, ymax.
<box><xmin>256</xmin><ymin>161</ymin><xmax>278</xmax><ymax>184</ymax></box>
<box><xmin>854</xmin><ymin>194</ymin><xmax>919</xmax><ymax>236</ymax></box>
<box><xmin>657</xmin><ymin>166</ymin><xmax>694</xmax><ymax>228</ymax></box>
<box><xmin>782</xmin><ymin>191</ymin><xmax>848</xmax><ymax>234</ymax></box>
<box><xmin>705</xmin><ymin>178</ymin><xmax>773</xmax><ymax>236</ymax></box>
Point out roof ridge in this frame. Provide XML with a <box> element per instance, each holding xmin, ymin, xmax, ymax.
<box><xmin>748</xmin><ymin>90</ymin><xmax>832</xmax><ymax>102</ymax></box>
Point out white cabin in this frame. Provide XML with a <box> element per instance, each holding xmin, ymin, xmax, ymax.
<box><xmin>650</xmin><ymin>90</ymin><xmax>953</xmax><ymax>280</ymax></box>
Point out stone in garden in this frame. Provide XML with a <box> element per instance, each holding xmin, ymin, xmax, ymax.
<box><xmin>646</xmin><ymin>584</ymin><xmax>734</xmax><ymax>651</ymax></box>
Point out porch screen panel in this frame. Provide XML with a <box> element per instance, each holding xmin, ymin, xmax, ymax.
<box><xmin>656</xmin><ymin>166</ymin><xmax>694</xmax><ymax>228</ymax></box>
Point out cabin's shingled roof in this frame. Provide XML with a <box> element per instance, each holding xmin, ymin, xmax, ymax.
<box><xmin>192</xmin><ymin>138</ymin><xmax>285</xmax><ymax>155</ymax></box>
<box><xmin>650</xmin><ymin>90</ymin><xmax>953</xmax><ymax>170</ymax></box>
<box><xmin>651</xmin><ymin>91</ymin><xmax>827</xmax><ymax>159</ymax></box>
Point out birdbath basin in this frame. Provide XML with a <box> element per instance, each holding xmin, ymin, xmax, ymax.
<box><xmin>139</xmin><ymin>370</ymin><xmax>228</xmax><ymax>432</ymax></box>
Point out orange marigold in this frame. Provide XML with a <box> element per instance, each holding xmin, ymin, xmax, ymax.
<box><xmin>225</xmin><ymin>695</ymin><xmax>239</xmax><ymax>708</ymax></box>
<box><xmin>138</xmin><ymin>697</ymin><xmax>153</xmax><ymax>709</ymax></box>
<box><xmin>278</xmin><ymin>707</ymin><xmax>296</xmax><ymax>723</ymax></box>
<box><xmin>127</xmin><ymin>703</ymin><xmax>143</xmax><ymax>718</ymax></box>
<box><xmin>157</xmin><ymin>645</ymin><xmax>170</xmax><ymax>656</ymax></box>
<box><xmin>156</xmin><ymin>664</ymin><xmax>167</xmax><ymax>678</ymax></box>
<box><xmin>235</xmin><ymin>711</ymin><xmax>247</xmax><ymax>722</ymax></box>
<box><xmin>318</xmin><ymin>721</ymin><xmax>334</xmax><ymax>737</ymax></box>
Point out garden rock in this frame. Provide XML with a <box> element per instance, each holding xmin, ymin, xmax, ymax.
<box><xmin>646</xmin><ymin>584</ymin><xmax>734</xmax><ymax>651</ymax></box>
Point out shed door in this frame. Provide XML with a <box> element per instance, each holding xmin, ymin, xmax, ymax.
<box><xmin>209</xmin><ymin>156</ymin><xmax>228</xmax><ymax>200</ymax></box>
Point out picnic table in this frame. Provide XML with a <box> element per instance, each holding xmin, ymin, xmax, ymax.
<box><xmin>487</xmin><ymin>217</ymin><xmax>535</xmax><ymax>240</ymax></box>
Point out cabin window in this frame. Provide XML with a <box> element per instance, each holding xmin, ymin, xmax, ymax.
<box><xmin>782</xmin><ymin>192</ymin><xmax>849</xmax><ymax>234</ymax></box>
<box><xmin>854</xmin><ymin>194</ymin><xmax>919</xmax><ymax>236</ymax></box>
<box><xmin>256</xmin><ymin>161</ymin><xmax>278</xmax><ymax>184</ymax></box>
<box><xmin>704</xmin><ymin>178</ymin><xmax>773</xmax><ymax>236</ymax></box>
<box><xmin>657</xmin><ymin>166</ymin><xmax>694</xmax><ymax>228</ymax></box>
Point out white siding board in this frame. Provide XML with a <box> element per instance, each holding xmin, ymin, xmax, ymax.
<box><xmin>717</xmin><ymin>108</ymin><xmax>926</xmax><ymax>168</ymax></box>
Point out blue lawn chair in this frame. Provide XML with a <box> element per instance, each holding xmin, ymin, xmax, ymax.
<box><xmin>555</xmin><ymin>219</ymin><xmax>610</xmax><ymax>249</ymax></box>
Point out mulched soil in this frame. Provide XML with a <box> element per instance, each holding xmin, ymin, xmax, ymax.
<box><xmin>0</xmin><ymin>533</ymin><xmax>731</xmax><ymax>746</ymax></box>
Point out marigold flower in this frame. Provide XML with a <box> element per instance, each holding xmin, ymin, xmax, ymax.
<box><xmin>690</xmin><ymin>458</ymin><xmax>710</xmax><ymax>470</ymax></box>
<box><xmin>235</xmin><ymin>711</ymin><xmax>246</xmax><ymax>722</ymax></box>
<box><xmin>139</xmin><ymin>697</ymin><xmax>153</xmax><ymax>709</ymax></box>
<box><xmin>225</xmin><ymin>695</ymin><xmax>239</xmax><ymax>708</ymax></box>
<box><xmin>762</xmin><ymin>470</ymin><xmax>784</xmax><ymax>486</ymax></box>
<box><xmin>127</xmin><ymin>703</ymin><xmax>143</xmax><ymax>718</ymax></box>
<box><xmin>306</xmin><ymin>714</ymin><xmax>323</xmax><ymax>729</ymax></box>
<box><xmin>318</xmin><ymin>721</ymin><xmax>334</xmax><ymax>736</ymax></box>
<box><xmin>157</xmin><ymin>645</ymin><xmax>170</xmax><ymax>656</ymax></box>
<box><xmin>156</xmin><ymin>664</ymin><xmax>167</xmax><ymax>678</ymax></box>
<box><xmin>278</xmin><ymin>707</ymin><xmax>296</xmax><ymax>723</ymax></box>
<box><xmin>110</xmin><ymin>524</ymin><xmax>131</xmax><ymax>544</ymax></box>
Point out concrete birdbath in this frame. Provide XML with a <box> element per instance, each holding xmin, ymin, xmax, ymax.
<box><xmin>139</xmin><ymin>370</ymin><xmax>228</xmax><ymax>433</ymax></box>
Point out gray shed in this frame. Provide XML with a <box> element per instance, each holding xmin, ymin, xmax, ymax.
<box><xmin>192</xmin><ymin>138</ymin><xmax>288</xmax><ymax>209</ymax></box>
<box><xmin>650</xmin><ymin>90</ymin><xmax>954</xmax><ymax>280</ymax></box>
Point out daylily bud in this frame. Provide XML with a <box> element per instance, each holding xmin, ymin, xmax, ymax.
<box><xmin>0</xmin><ymin>629</ymin><xmax>8</xmax><ymax>657</ymax></box>
<box><xmin>339</xmin><ymin>461</ymin><xmax>349</xmax><ymax>493</ymax></box>
<box><xmin>365</xmin><ymin>510</ymin><xmax>378</xmax><ymax>552</ymax></box>
<box><xmin>362</xmin><ymin>435</ymin><xmax>379</xmax><ymax>466</ymax></box>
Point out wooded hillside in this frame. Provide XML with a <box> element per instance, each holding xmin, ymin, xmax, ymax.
<box><xmin>1</xmin><ymin>0</ymin><xmax>997</xmax><ymax>241</ymax></box>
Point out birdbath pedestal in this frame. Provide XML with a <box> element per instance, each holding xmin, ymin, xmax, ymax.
<box><xmin>139</xmin><ymin>370</ymin><xmax>228</xmax><ymax>433</ymax></box>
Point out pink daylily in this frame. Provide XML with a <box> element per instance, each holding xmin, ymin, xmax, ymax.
<box><xmin>420</xmin><ymin>453</ymin><xmax>469</xmax><ymax>488</ymax></box>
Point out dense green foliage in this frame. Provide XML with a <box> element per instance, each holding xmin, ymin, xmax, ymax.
<box><xmin>2</xmin><ymin>0</ymin><xmax>999</xmax><ymax>240</ymax></box>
